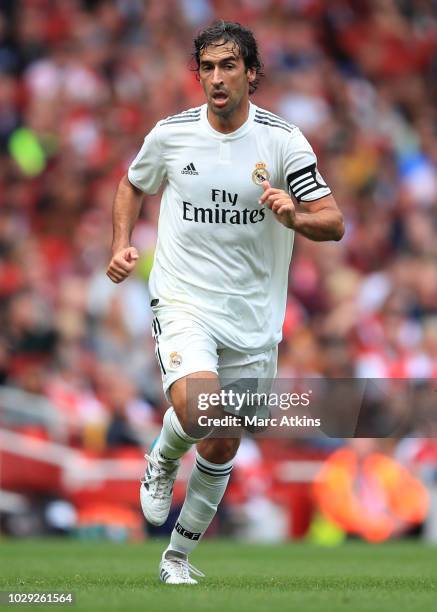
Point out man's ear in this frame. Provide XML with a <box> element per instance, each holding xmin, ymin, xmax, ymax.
<box><xmin>247</xmin><ymin>67</ymin><xmax>256</xmax><ymax>84</ymax></box>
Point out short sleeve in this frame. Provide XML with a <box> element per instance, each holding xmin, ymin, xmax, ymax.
<box><xmin>128</xmin><ymin>126</ymin><xmax>166</xmax><ymax>194</ymax></box>
<box><xmin>284</xmin><ymin>129</ymin><xmax>331</xmax><ymax>202</ymax></box>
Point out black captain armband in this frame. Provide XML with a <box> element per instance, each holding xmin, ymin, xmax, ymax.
<box><xmin>287</xmin><ymin>163</ymin><xmax>331</xmax><ymax>202</ymax></box>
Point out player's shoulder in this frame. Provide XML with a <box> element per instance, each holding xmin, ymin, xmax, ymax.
<box><xmin>156</xmin><ymin>105</ymin><xmax>203</xmax><ymax>130</ymax></box>
<box><xmin>252</xmin><ymin>105</ymin><xmax>298</xmax><ymax>137</ymax></box>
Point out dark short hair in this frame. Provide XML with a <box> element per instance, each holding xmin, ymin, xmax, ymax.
<box><xmin>192</xmin><ymin>20</ymin><xmax>264</xmax><ymax>94</ymax></box>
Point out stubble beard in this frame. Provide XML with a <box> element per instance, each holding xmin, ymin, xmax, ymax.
<box><xmin>209</xmin><ymin>105</ymin><xmax>232</xmax><ymax>120</ymax></box>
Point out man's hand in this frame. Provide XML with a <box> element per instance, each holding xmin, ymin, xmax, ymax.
<box><xmin>259</xmin><ymin>181</ymin><xmax>296</xmax><ymax>229</ymax></box>
<box><xmin>260</xmin><ymin>180</ymin><xmax>344</xmax><ymax>241</ymax></box>
<box><xmin>106</xmin><ymin>246</ymin><xmax>139</xmax><ymax>283</ymax></box>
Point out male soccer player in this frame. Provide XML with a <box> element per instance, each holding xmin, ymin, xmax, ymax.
<box><xmin>107</xmin><ymin>21</ymin><xmax>344</xmax><ymax>584</ymax></box>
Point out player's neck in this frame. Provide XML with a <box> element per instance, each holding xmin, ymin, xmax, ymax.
<box><xmin>206</xmin><ymin>101</ymin><xmax>250</xmax><ymax>134</ymax></box>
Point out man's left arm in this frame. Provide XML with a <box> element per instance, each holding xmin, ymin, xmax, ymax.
<box><xmin>262</xmin><ymin>126</ymin><xmax>344</xmax><ymax>241</ymax></box>
<box><xmin>260</xmin><ymin>184</ymin><xmax>344</xmax><ymax>241</ymax></box>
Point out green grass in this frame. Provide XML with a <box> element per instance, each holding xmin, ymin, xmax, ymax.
<box><xmin>0</xmin><ymin>539</ymin><xmax>436</xmax><ymax>611</ymax></box>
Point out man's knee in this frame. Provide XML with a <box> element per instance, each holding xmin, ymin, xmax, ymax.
<box><xmin>197</xmin><ymin>437</ymin><xmax>240</xmax><ymax>464</ymax></box>
<box><xmin>170</xmin><ymin>371</ymin><xmax>221</xmax><ymax>437</ymax></box>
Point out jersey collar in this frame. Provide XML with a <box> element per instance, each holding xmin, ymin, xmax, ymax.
<box><xmin>200</xmin><ymin>102</ymin><xmax>256</xmax><ymax>140</ymax></box>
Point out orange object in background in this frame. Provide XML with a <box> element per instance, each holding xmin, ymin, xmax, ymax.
<box><xmin>314</xmin><ymin>446</ymin><xmax>429</xmax><ymax>542</ymax></box>
<box><xmin>76</xmin><ymin>504</ymin><xmax>144</xmax><ymax>541</ymax></box>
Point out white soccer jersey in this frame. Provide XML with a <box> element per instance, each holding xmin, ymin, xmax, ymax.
<box><xmin>128</xmin><ymin>102</ymin><xmax>331</xmax><ymax>353</ymax></box>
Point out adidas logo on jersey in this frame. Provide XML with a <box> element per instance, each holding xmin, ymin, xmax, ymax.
<box><xmin>181</xmin><ymin>163</ymin><xmax>199</xmax><ymax>175</ymax></box>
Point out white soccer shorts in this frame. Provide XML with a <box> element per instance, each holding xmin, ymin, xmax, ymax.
<box><xmin>150</xmin><ymin>305</ymin><xmax>278</xmax><ymax>401</ymax></box>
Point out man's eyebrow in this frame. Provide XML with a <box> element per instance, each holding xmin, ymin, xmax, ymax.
<box><xmin>200</xmin><ymin>55</ymin><xmax>239</xmax><ymax>65</ymax></box>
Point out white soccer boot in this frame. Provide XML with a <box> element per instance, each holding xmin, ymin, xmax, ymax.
<box><xmin>159</xmin><ymin>549</ymin><xmax>205</xmax><ymax>585</ymax></box>
<box><xmin>140</xmin><ymin>445</ymin><xmax>179</xmax><ymax>526</ymax></box>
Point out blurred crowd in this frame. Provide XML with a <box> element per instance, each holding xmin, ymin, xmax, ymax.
<box><xmin>1</xmin><ymin>0</ymin><xmax>437</xmax><ymax>451</ymax></box>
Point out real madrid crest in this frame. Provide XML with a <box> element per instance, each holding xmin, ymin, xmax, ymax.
<box><xmin>252</xmin><ymin>162</ymin><xmax>271</xmax><ymax>185</ymax></box>
<box><xmin>169</xmin><ymin>351</ymin><xmax>182</xmax><ymax>368</ymax></box>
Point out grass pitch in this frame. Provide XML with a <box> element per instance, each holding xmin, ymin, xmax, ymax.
<box><xmin>0</xmin><ymin>539</ymin><xmax>436</xmax><ymax>611</ymax></box>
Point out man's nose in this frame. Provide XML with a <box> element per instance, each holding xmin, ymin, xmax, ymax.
<box><xmin>211</xmin><ymin>67</ymin><xmax>223</xmax><ymax>86</ymax></box>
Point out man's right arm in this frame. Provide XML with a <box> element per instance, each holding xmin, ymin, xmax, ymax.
<box><xmin>107</xmin><ymin>123</ymin><xmax>165</xmax><ymax>283</ymax></box>
<box><xmin>106</xmin><ymin>174</ymin><xmax>143</xmax><ymax>284</ymax></box>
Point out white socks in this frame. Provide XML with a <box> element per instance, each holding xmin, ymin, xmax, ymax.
<box><xmin>156</xmin><ymin>408</ymin><xmax>234</xmax><ymax>555</ymax></box>
<box><xmin>157</xmin><ymin>407</ymin><xmax>201</xmax><ymax>461</ymax></box>
<box><xmin>169</xmin><ymin>452</ymin><xmax>233</xmax><ymax>555</ymax></box>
